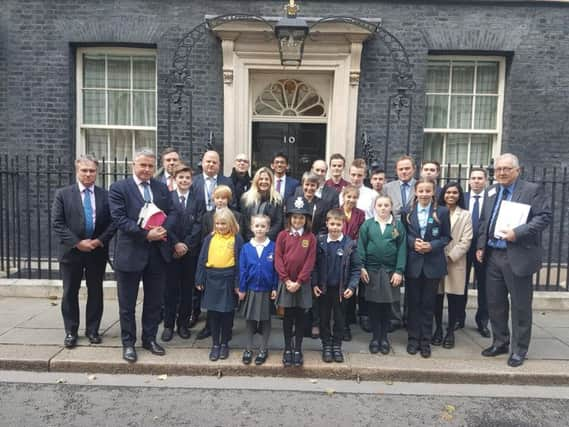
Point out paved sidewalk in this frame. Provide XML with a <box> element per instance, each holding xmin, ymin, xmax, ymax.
<box><xmin>1</xmin><ymin>296</ymin><xmax>569</xmax><ymax>385</ymax></box>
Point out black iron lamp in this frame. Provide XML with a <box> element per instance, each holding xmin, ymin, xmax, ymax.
<box><xmin>274</xmin><ymin>0</ymin><xmax>309</xmax><ymax>66</ymax></box>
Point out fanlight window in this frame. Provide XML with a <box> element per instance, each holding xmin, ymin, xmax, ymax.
<box><xmin>254</xmin><ymin>79</ymin><xmax>326</xmax><ymax>117</ymax></box>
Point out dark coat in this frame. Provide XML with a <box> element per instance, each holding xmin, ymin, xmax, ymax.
<box><xmin>169</xmin><ymin>191</ymin><xmax>204</xmax><ymax>256</ymax></box>
<box><xmin>191</xmin><ymin>173</ymin><xmax>236</xmax><ymax>212</ymax></box>
<box><xmin>230</xmin><ymin>168</ymin><xmax>251</xmax><ymax>210</ymax></box>
<box><xmin>240</xmin><ymin>197</ymin><xmax>284</xmax><ymax>241</ymax></box>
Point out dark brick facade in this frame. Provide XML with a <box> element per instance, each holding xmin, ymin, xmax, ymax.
<box><xmin>1</xmin><ymin>0</ymin><xmax>568</xmax><ymax>171</ymax></box>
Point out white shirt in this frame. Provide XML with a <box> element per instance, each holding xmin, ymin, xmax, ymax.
<box><xmin>133</xmin><ymin>175</ymin><xmax>153</xmax><ymax>202</ymax></box>
<box><xmin>468</xmin><ymin>191</ymin><xmax>484</xmax><ymax>217</ymax></box>
<box><xmin>340</xmin><ymin>185</ymin><xmax>376</xmax><ymax>219</ymax></box>
<box><xmin>203</xmin><ymin>173</ymin><xmax>218</xmax><ymax>211</ymax></box>
<box><xmin>251</xmin><ymin>237</ymin><xmax>270</xmax><ymax>257</ymax></box>
<box><xmin>326</xmin><ymin>233</ymin><xmax>344</xmax><ymax>243</ymax></box>
<box><xmin>290</xmin><ymin>227</ymin><xmax>304</xmax><ymax>236</ymax></box>
<box><xmin>374</xmin><ymin>214</ymin><xmax>393</xmax><ymax>234</ymax></box>
<box><xmin>78</xmin><ymin>182</ymin><xmax>96</xmax><ymax>224</ymax></box>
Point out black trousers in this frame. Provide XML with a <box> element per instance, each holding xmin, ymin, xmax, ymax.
<box><xmin>434</xmin><ymin>293</ymin><xmax>462</xmax><ymax>331</ymax></box>
<box><xmin>115</xmin><ymin>246</ymin><xmax>166</xmax><ymax>347</ymax></box>
<box><xmin>368</xmin><ymin>302</ymin><xmax>391</xmax><ymax>342</ymax></box>
<box><xmin>283</xmin><ymin>307</ymin><xmax>306</xmax><ymax>351</ymax></box>
<box><xmin>318</xmin><ymin>289</ymin><xmax>344</xmax><ymax>346</ymax></box>
<box><xmin>461</xmin><ymin>251</ymin><xmax>489</xmax><ymax>327</ymax></box>
<box><xmin>209</xmin><ymin>310</ymin><xmax>233</xmax><ymax>346</ymax></box>
<box><xmin>485</xmin><ymin>249</ymin><xmax>533</xmax><ymax>355</ymax></box>
<box><xmin>60</xmin><ymin>253</ymin><xmax>106</xmax><ymax>335</ymax></box>
<box><xmin>357</xmin><ymin>281</ymin><xmax>369</xmax><ymax>317</ymax></box>
<box><xmin>406</xmin><ymin>274</ymin><xmax>439</xmax><ymax>347</ymax></box>
<box><xmin>343</xmin><ymin>294</ymin><xmax>357</xmax><ymax>325</ymax></box>
<box><xmin>164</xmin><ymin>254</ymin><xmax>197</xmax><ymax>328</ymax></box>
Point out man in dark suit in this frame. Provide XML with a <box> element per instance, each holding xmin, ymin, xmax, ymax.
<box><xmin>155</xmin><ymin>147</ymin><xmax>180</xmax><ymax>191</ymax></box>
<box><xmin>477</xmin><ymin>153</ymin><xmax>552</xmax><ymax>367</ymax></box>
<box><xmin>459</xmin><ymin>167</ymin><xmax>490</xmax><ymax>337</ymax></box>
<box><xmin>52</xmin><ymin>155</ymin><xmax>115</xmax><ymax>348</ymax></box>
<box><xmin>109</xmin><ymin>149</ymin><xmax>179</xmax><ymax>363</ymax></box>
<box><xmin>271</xmin><ymin>152</ymin><xmax>299</xmax><ymax>200</ymax></box>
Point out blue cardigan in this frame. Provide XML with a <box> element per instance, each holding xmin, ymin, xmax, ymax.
<box><xmin>239</xmin><ymin>240</ymin><xmax>278</xmax><ymax>293</ymax></box>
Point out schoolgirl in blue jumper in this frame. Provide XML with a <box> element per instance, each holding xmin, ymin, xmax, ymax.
<box><xmin>238</xmin><ymin>214</ymin><xmax>278</xmax><ymax>366</ymax></box>
<box><xmin>401</xmin><ymin>177</ymin><xmax>451</xmax><ymax>359</ymax></box>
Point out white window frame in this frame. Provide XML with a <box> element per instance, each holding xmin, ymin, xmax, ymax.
<box><xmin>423</xmin><ymin>55</ymin><xmax>506</xmax><ymax>173</ymax></box>
<box><xmin>75</xmin><ymin>47</ymin><xmax>158</xmax><ymax>160</ymax></box>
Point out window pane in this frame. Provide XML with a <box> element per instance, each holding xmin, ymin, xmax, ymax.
<box><xmin>451</xmin><ymin>62</ymin><xmax>475</xmax><ymax>93</ymax></box>
<box><xmin>133</xmin><ymin>92</ymin><xmax>156</xmax><ymax>126</ymax></box>
<box><xmin>108</xmin><ymin>91</ymin><xmax>130</xmax><ymax>125</ymax></box>
<box><xmin>83</xmin><ymin>55</ymin><xmax>105</xmax><ymax>88</ymax></box>
<box><xmin>426</xmin><ymin>62</ymin><xmax>450</xmax><ymax>92</ymax></box>
<box><xmin>423</xmin><ymin>133</ymin><xmax>444</xmax><ymax>161</ymax></box>
<box><xmin>425</xmin><ymin>95</ymin><xmax>448</xmax><ymax>128</ymax></box>
<box><xmin>474</xmin><ymin>96</ymin><xmax>497</xmax><ymax>129</ymax></box>
<box><xmin>470</xmin><ymin>134</ymin><xmax>493</xmax><ymax>165</ymax></box>
<box><xmin>84</xmin><ymin>129</ymin><xmax>107</xmax><ymax>159</ymax></box>
<box><xmin>449</xmin><ymin>95</ymin><xmax>473</xmax><ymax>128</ymax></box>
<box><xmin>110</xmin><ymin>129</ymin><xmax>132</xmax><ymax>161</ymax></box>
<box><xmin>83</xmin><ymin>90</ymin><xmax>105</xmax><ymax>124</ymax></box>
<box><xmin>446</xmin><ymin>133</ymin><xmax>469</xmax><ymax>164</ymax></box>
<box><xmin>133</xmin><ymin>57</ymin><xmax>156</xmax><ymax>90</ymax></box>
<box><xmin>135</xmin><ymin>130</ymin><xmax>156</xmax><ymax>152</ymax></box>
<box><xmin>108</xmin><ymin>56</ymin><xmax>130</xmax><ymax>89</ymax></box>
<box><xmin>476</xmin><ymin>62</ymin><xmax>499</xmax><ymax>94</ymax></box>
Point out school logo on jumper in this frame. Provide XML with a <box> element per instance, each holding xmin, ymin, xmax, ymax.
<box><xmin>267</xmin><ymin>253</ymin><xmax>274</xmax><ymax>261</ymax></box>
<box><xmin>336</xmin><ymin>248</ymin><xmax>344</xmax><ymax>257</ymax></box>
<box><xmin>301</xmin><ymin>239</ymin><xmax>309</xmax><ymax>248</ymax></box>
<box><xmin>432</xmin><ymin>227</ymin><xmax>439</xmax><ymax>237</ymax></box>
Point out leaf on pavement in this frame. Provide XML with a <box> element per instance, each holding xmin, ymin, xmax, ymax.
<box><xmin>324</xmin><ymin>388</ymin><xmax>335</xmax><ymax>396</ymax></box>
<box><xmin>157</xmin><ymin>374</ymin><xmax>168</xmax><ymax>381</ymax></box>
<box><xmin>385</xmin><ymin>380</ymin><xmax>394</xmax><ymax>385</ymax></box>
<box><xmin>47</xmin><ymin>295</ymin><xmax>58</xmax><ymax>300</ymax></box>
<box><xmin>50</xmin><ymin>302</ymin><xmax>58</xmax><ymax>306</ymax></box>
<box><xmin>55</xmin><ymin>378</ymin><xmax>66</xmax><ymax>384</ymax></box>
<box><xmin>309</xmin><ymin>379</ymin><xmax>318</xmax><ymax>384</ymax></box>
<box><xmin>87</xmin><ymin>375</ymin><xmax>97</xmax><ymax>381</ymax></box>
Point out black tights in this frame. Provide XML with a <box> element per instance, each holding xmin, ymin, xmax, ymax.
<box><xmin>209</xmin><ymin>310</ymin><xmax>233</xmax><ymax>346</ymax></box>
<box><xmin>434</xmin><ymin>294</ymin><xmax>462</xmax><ymax>331</ymax></box>
<box><xmin>283</xmin><ymin>307</ymin><xmax>306</xmax><ymax>351</ymax></box>
<box><xmin>368</xmin><ymin>302</ymin><xmax>391</xmax><ymax>342</ymax></box>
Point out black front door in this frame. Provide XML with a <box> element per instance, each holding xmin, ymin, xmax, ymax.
<box><xmin>252</xmin><ymin>122</ymin><xmax>326</xmax><ymax>180</ymax></box>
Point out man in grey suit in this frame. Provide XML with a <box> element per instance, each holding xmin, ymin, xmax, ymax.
<box><xmin>477</xmin><ymin>153</ymin><xmax>552</xmax><ymax>367</ymax></box>
<box><xmin>382</xmin><ymin>155</ymin><xmax>417</xmax><ymax>329</ymax></box>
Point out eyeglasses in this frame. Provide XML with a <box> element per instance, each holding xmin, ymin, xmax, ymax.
<box><xmin>495</xmin><ymin>167</ymin><xmax>516</xmax><ymax>173</ymax></box>
<box><xmin>236</xmin><ymin>159</ymin><xmax>249</xmax><ymax>163</ymax></box>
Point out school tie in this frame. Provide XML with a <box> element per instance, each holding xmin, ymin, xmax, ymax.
<box><xmin>179</xmin><ymin>195</ymin><xmax>186</xmax><ymax>208</ymax></box>
<box><xmin>400</xmin><ymin>182</ymin><xmax>408</xmax><ymax>207</ymax></box>
<box><xmin>471</xmin><ymin>195</ymin><xmax>481</xmax><ymax>233</ymax></box>
<box><xmin>83</xmin><ymin>188</ymin><xmax>94</xmax><ymax>238</ymax></box>
<box><xmin>142</xmin><ymin>182</ymin><xmax>151</xmax><ymax>203</ymax></box>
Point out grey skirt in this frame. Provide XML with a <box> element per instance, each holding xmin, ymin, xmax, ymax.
<box><xmin>241</xmin><ymin>290</ymin><xmax>272</xmax><ymax>322</ymax></box>
<box><xmin>201</xmin><ymin>266</ymin><xmax>237</xmax><ymax>313</ymax></box>
<box><xmin>275</xmin><ymin>280</ymin><xmax>312</xmax><ymax>309</ymax></box>
<box><xmin>365</xmin><ymin>269</ymin><xmax>399</xmax><ymax>304</ymax></box>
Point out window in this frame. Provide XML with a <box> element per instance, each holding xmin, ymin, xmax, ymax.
<box><xmin>76</xmin><ymin>48</ymin><xmax>157</xmax><ymax>174</ymax></box>
<box><xmin>423</xmin><ymin>56</ymin><xmax>505</xmax><ymax>177</ymax></box>
<box><xmin>253</xmin><ymin>79</ymin><xmax>326</xmax><ymax>118</ymax></box>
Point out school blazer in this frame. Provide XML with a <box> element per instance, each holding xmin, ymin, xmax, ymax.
<box><xmin>402</xmin><ymin>205</ymin><xmax>451</xmax><ymax>280</ymax></box>
<box><xmin>169</xmin><ymin>191</ymin><xmax>203</xmax><ymax>256</ymax></box>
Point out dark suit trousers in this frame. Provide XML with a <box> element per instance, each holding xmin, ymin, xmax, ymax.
<box><xmin>115</xmin><ymin>245</ymin><xmax>166</xmax><ymax>346</ymax></box>
<box><xmin>60</xmin><ymin>254</ymin><xmax>106</xmax><ymax>335</ymax></box>
<box><xmin>462</xmin><ymin>251</ymin><xmax>489</xmax><ymax>326</ymax></box>
<box><xmin>485</xmin><ymin>248</ymin><xmax>533</xmax><ymax>355</ymax></box>
<box><xmin>318</xmin><ymin>289</ymin><xmax>344</xmax><ymax>346</ymax></box>
<box><xmin>406</xmin><ymin>274</ymin><xmax>439</xmax><ymax>347</ymax></box>
<box><xmin>164</xmin><ymin>254</ymin><xmax>197</xmax><ymax>328</ymax></box>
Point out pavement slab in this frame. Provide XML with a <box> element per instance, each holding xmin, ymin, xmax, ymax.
<box><xmin>0</xmin><ymin>344</ymin><xmax>61</xmax><ymax>371</ymax></box>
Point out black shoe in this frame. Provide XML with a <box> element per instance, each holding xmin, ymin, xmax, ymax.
<box><xmin>360</xmin><ymin>316</ymin><xmax>371</xmax><ymax>333</ymax></box>
<box><xmin>442</xmin><ymin>331</ymin><xmax>455</xmax><ymax>349</ymax></box>
<box><xmin>431</xmin><ymin>326</ymin><xmax>443</xmax><ymax>346</ymax></box>
<box><xmin>379</xmin><ymin>339</ymin><xmax>391</xmax><ymax>355</ymax></box>
<box><xmin>332</xmin><ymin>346</ymin><xmax>344</xmax><ymax>363</ymax></box>
<box><xmin>122</xmin><ymin>346</ymin><xmax>137</xmax><ymax>363</ymax></box>
<box><xmin>481</xmin><ymin>344</ymin><xmax>509</xmax><ymax>357</ymax></box>
<box><xmin>219</xmin><ymin>344</ymin><xmax>229</xmax><ymax>360</ymax></box>
<box><xmin>293</xmin><ymin>351</ymin><xmax>303</xmax><ymax>367</ymax></box>
<box><xmin>64</xmin><ymin>333</ymin><xmax>77</xmax><ymax>348</ymax></box>
<box><xmin>477</xmin><ymin>323</ymin><xmax>491</xmax><ymax>338</ymax></box>
<box><xmin>507</xmin><ymin>352</ymin><xmax>526</xmax><ymax>368</ymax></box>
<box><xmin>255</xmin><ymin>350</ymin><xmax>269</xmax><ymax>365</ymax></box>
<box><xmin>453</xmin><ymin>321</ymin><xmax>465</xmax><ymax>331</ymax></box>
<box><xmin>242</xmin><ymin>350</ymin><xmax>253</xmax><ymax>365</ymax></box>
<box><xmin>161</xmin><ymin>327</ymin><xmax>174</xmax><ymax>342</ymax></box>
<box><xmin>322</xmin><ymin>346</ymin><xmax>333</xmax><ymax>363</ymax></box>
<box><xmin>188</xmin><ymin>313</ymin><xmax>200</xmax><ymax>329</ymax></box>
<box><xmin>209</xmin><ymin>345</ymin><xmax>220</xmax><ymax>361</ymax></box>
<box><xmin>177</xmin><ymin>325</ymin><xmax>191</xmax><ymax>339</ymax></box>
<box><xmin>369</xmin><ymin>340</ymin><xmax>380</xmax><ymax>354</ymax></box>
<box><xmin>142</xmin><ymin>340</ymin><xmax>166</xmax><ymax>356</ymax></box>
<box><xmin>197</xmin><ymin>327</ymin><xmax>211</xmax><ymax>340</ymax></box>
<box><xmin>420</xmin><ymin>345</ymin><xmax>431</xmax><ymax>358</ymax></box>
<box><xmin>85</xmin><ymin>332</ymin><xmax>102</xmax><ymax>345</ymax></box>
<box><xmin>282</xmin><ymin>350</ymin><xmax>293</xmax><ymax>367</ymax></box>
<box><xmin>407</xmin><ymin>343</ymin><xmax>419</xmax><ymax>355</ymax></box>
<box><xmin>342</xmin><ymin>327</ymin><xmax>352</xmax><ymax>342</ymax></box>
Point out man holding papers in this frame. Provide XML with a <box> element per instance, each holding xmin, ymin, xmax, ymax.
<box><xmin>109</xmin><ymin>149</ymin><xmax>178</xmax><ymax>363</ymax></box>
<box><xmin>476</xmin><ymin>153</ymin><xmax>552</xmax><ymax>367</ymax></box>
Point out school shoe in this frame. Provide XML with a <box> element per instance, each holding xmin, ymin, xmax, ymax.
<box><xmin>420</xmin><ymin>345</ymin><xmax>432</xmax><ymax>358</ymax></box>
<box><xmin>255</xmin><ymin>350</ymin><xmax>269</xmax><ymax>365</ymax></box>
<box><xmin>481</xmin><ymin>344</ymin><xmax>509</xmax><ymax>357</ymax></box>
<box><xmin>64</xmin><ymin>333</ymin><xmax>78</xmax><ymax>349</ymax></box>
<box><xmin>197</xmin><ymin>326</ymin><xmax>212</xmax><ymax>340</ymax></box>
<box><xmin>322</xmin><ymin>345</ymin><xmax>333</xmax><ymax>363</ymax></box>
<box><xmin>379</xmin><ymin>339</ymin><xmax>391</xmax><ymax>355</ymax></box>
<box><xmin>442</xmin><ymin>330</ymin><xmax>455</xmax><ymax>349</ymax></box>
<box><xmin>332</xmin><ymin>345</ymin><xmax>344</xmax><ymax>363</ymax></box>
<box><xmin>122</xmin><ymin>346</ymin><xmax>137</xmax><ymax>363</ymax></box>
<box><xmin>342</xmin><ymin>327</ymin><xmax>352</xmax><ymax>342</ymax></box>
<box><xmin>369</xmin><ymin>340</ymin><xmax>380</xmax><ymax>354</ymax></box>
<box><xmin>242</xmin><ymin>350</ymin><xmax>253</xmax><ymax>365</ymax></box>
<box><xmin>86</xmin><ymin>332</ymin><xmax>102</xmax><ymax>344</ymax></box>
<box><xmin>431</xmin><ymin>326</ymin><xmax>443</xmax><ymax>346</ymax></box>
<box><xmin>178</xmin><ymin>325</ymin><xmax>191</xmax><ymax>339</ymax></box>
<box><xmin>507</xmin><ymin>352</ymin><xmax>526</xmax><ymax>368</ymax></box>
<box><xmin>219</xmin><ymin>344</ymin><xmax>229</xmax><ymax>360</ymax></box>
<box><xmin>293</xmin><ymin>351</ymin><xmax>304</xmax><ymax>367</ymax></box>
<box><xmin>142</xmin><ymin>341</ymin><xmax>166</xmax><ymax>356</ymax></box>
<box><xmin>476</xmin><ymin>321</ymin><xmax>491</xmax><ymax>338</ymax></box>
<box><xmin>282</xmin><ymin>350</ymin><xmax>293</xmax><ymax>367</ymax></box>
<box><xmin>209</xmin><ymin>345</ymin><xmax>221</xmax><ymax>361</ymax></box>
<box><xmin>406</xmin><ymin>342</ymin><xmax>419</xmax><ymax>355</ymax></box>
<box><xmin>161</xmin><ymin>327</ymin><xmax>174</xmax><ymax>342</ymax></box>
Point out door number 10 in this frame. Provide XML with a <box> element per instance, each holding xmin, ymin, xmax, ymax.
<box><xmin>282</xmin><ymin>136</ymin><xmax>296</xmax><ymax>144</ymax></box>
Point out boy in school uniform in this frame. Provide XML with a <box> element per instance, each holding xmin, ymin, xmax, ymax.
<box><xmin>313</xmin><ymin>208</ymin><xmax>361</xmax><ymax>363</ymax></box>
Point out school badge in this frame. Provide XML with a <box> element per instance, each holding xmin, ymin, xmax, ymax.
<box><xmin>301</xmin><ymin>239</ymin><xmax>309</xmax><ymax>248</ymax></box>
